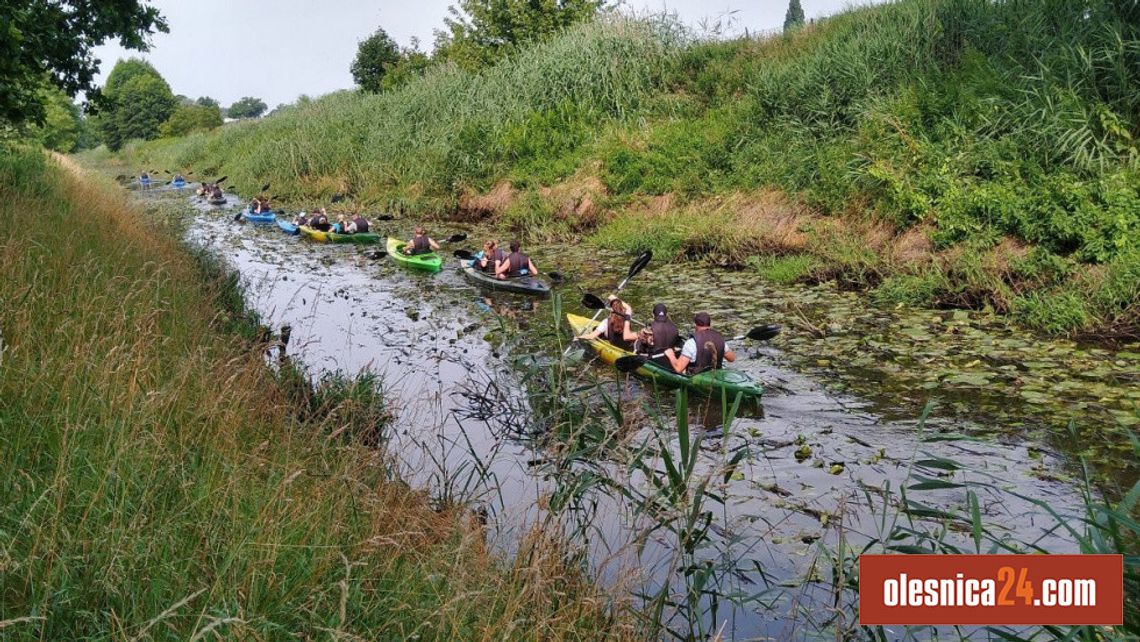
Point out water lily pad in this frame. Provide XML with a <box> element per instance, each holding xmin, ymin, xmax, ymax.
<box><xmin>944</xmin><ymin>373</ymin><xmax>991</xmax><ymax>386</ymax></box>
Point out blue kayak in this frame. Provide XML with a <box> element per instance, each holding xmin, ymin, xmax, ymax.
<box><xmin>242</xmin><ymin>209</ymin><xmax>276</xmax><ymax>224</ymax></box>
<box><xmin>277</xmin><ymin>219</ymin><xmax>299</xmax><ymax>235</ymax></box>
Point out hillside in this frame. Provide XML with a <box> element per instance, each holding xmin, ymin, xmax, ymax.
<box><xmin>106</xmin><ymin>0</ymin><xmax>1139</xmax><ymax>338</ymax></box>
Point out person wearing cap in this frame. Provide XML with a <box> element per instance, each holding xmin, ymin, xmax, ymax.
<box><xmin>404</xmin><ymin>226</ymin><xmax>439</xmax><ymax>255</ymax></box>
<box><xmin>495</xmin><ymin>241</ymin><xmax>538</xmax><ymax>280</ymax></box>
<box><xmin>664</xmin><ymin>312</ymin><xmax>735</xmax><ymax>375</ymax></box>
<box><xmin>576</xmin><ymin>296</ymin><xmax>637</xmax><ymax>349</ymax></box>
<box><xmin>637</xmin><ymin>303</ymin><xmax>680</xmax><ymax>366</ymax></box>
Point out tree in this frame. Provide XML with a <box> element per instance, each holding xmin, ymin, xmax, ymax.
<box><xmin>196</xmin><ymin>96</ymin><xmax>220</xmax><ymax>110</ymax></box>
<box><xmin>227</xmin><ymin>97</ymin><xmax>267</xmax><ymax>119</ymax></box>
<box><xmin>95</xmin><ymin>58</ymin><xmax>176</xmax><ymax>150</ymax></box>
<box><xmin>0</xmin><ymin>1</ymin><xmax>166</xmax><ymax>126</ymax></box>
<box><xmin>783</xmin><ymin>0</ymin><xmax>805</xmax><ymax>31</ymax></box>
<box><xmin>351</xmin><ymin>28</ymin><xmax>402</xmax><ymax>93</ymax></box>
<box><xmin>435</xmin><ymin>0</ymin><xmax>605</xmax><ymax>70</ymax></box>
<box><xmin>27</xmin><ymin>84</ymin><xmax>82</xmax><ymax>152</ymax></box>
<box><xmin>159</xmin><ymin>103</ymin><xmax>223</xmax><ymax>137</ymax></box>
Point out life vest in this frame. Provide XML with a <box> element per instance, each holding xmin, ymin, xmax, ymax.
<box><xmin>650</xmin><ymin>319</ymin><xmax>678</xmax><ymax>353</ymax></box>
<box><xmin>604</xmin><ymin>312</ymin><xmax>632</xmax><ymax>350</ymax></box>
<box><xmin>506</xmin><ymin>251</ymin><xmax>530</xmax><ymax>277</ymax></box>
<box><xmin>411</xmin><ymin>235</ymin><xmax>431</xmax><ymax>254</ymax></box>
<box><xmin>690</xmin><ymin>328</ymin><xmax>726</xmax><ymax>374</ymax></box>
<box><xmin>352</xmin><ymin>216</ymin><xmax>369</xmax><ymax>233</ymax></box>
<box><xmin>483</xmin><ymin>248</ymin><xmax>506</xmax><ymax>272</ymax></box>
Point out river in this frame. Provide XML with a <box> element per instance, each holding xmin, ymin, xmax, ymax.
<box><xmin>139</xmin><ymin>185</ymin><xmax>1136</xmax><ymax>640</ymax></box>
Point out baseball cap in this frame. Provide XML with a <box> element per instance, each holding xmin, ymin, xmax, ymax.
<box><xmin>693</xmin><ymin>312</ymin><xmax>711</xmax><ymax>326</ymax></box>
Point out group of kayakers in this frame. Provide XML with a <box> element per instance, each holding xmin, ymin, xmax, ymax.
<box><xmin>577</xmin><ymin>298</ymin><xmax>735</xmax><ymax>376</ymax></box>
<box><xmin>472</xmin><ymin>239</ymin><xmax>539</xmax><ymax>280</ymax></box>
<box><xmin>197</xmin><ymin>182</ymin><xmax>225</xmax><ymax>200</ymax></box>
<box><xmin>291</xmin><ymin>208</ymin><xmax>372</xmax><ymax>235</ymax></box>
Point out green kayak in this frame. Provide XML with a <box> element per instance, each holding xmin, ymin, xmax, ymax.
<box><xmin>567</xmin><ymin>313</ymin><xmax>764</xmax><ymax>400</ymax></box>
<box><xmin>386</xmin><ymin>237</ymin><xmax>443</xmax><ymax>273</ymax></box>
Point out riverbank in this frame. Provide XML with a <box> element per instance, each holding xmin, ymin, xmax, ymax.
<box><xmin>87</xmin><ymin>0</ymin><xmax>1138</xmax><ymax>339</ymax></box>
<box><xmin>0</xmin><ymin>148</ymin><xmax>628</xmax><ymax>639</ymax></box>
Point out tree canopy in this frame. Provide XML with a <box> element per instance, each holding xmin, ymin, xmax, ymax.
<box><xmin>784</xmin><ymin>0</ymin><xmax>805</xmax><ymax>31</ymax></box>
<box><xmin>351</xmin><ymin>28</ymin><xmax>402</xmax><ymax>93</ymax></box>
<box><xmin>27</xmin><ymin>84</ymin><xmax>82</xmax><ymax>153</ymax></box>
<box><xmin>227</xmin><ymin>97</ymin><xmax>268</xmax><ymax>119</ymax></box>
<box><xmin>435</xmin><ymin>0</ymin><xmax>606</xmax><ymax>69</ymax></box>
<box><xmin>0</xmin><ymin>0</ymin><xmax>166</xmax><ymax>125</ymax></box>
<box><xmin>95</xmin><ymin>58</ymin><xmax>176</xmax><ymax>150</ymax></box>
<box><xmin>160</xmin><ymin>103</ymin><xmax>223</xmax><ymax>138</ymax></box>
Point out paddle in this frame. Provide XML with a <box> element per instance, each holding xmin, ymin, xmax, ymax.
<box><xmin>260</xmin><ymin>182</ymin><xmax>270</xmax><ymax>193</ymax></box>
<box><xmin>562</xmin><ymin>250</ymin><xmax>652</xmax><ymax>357</ymax></box>
<box><xmin>445</xmin><ymin>233</ymin><xmax>467</xmax><ymax>243</ymax></box>
<box><xmin>613</xmin><ymin>324</ymin><xmax>782</xmax><ymax>373</ymax></box>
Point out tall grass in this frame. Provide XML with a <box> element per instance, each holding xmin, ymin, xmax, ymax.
<box><xmin>118</xmin><ymin>16</ymin><xmax>682</xmax><ymax>210</ymax></box>
<box><xmin>100</xmin><ymin>0</ymin><xmax>1139</xmax><ymax>336</ymax></box>
<box><xmin>0</xmin><ymin>148</ymin><xmax>628</xmax><ymax>639</ymax></box>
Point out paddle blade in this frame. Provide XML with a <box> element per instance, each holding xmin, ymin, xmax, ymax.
<box><xmin>615</xmin><ymin>355</ymin><xmax>649</xmax><ymax>373</ymax></box>
<box><xmin>581</xmin><ymin>293</ymin><xmax>606</xmax><ymax>310</ymax></box>
<box><xmin>331</xmin><ymin>193</ymin><xmax>344</xmax><ymax>203</ymax></box>
<box><xmin>453</xmin><ymin>249</ymin><xmax>475</xmax><ymax>260</ymax></box>
<box><xmin>260</xmin><ymin>182</ymin><xmax>270</xmax><ymax>192</ymax></box>
<box><xmin>745</xmin><ymin>324</ymin><xmax>782</xmax><ymax>341</ymax></box>
<box><xmin>215</xmin><ymin>176</ymin><xmax>228</xmax><ymax>184</ymax></box>
<box><xmin>375</xmin><ymin>214</ymin><xmax>394</xmax><ymax>221</ymax></box>
<box><xmin>548</xmin><ymin>271</ymin><xmax>565</xmax><ymax>283</ymax></box>
<box><xmin>627</xmin><ymin>250</ymin><xmax>652</xmax><ymax>279</ymax></box>
<box><xmin>446</xmin><ymin>233</ymin><xmax>467</xmax><ymax>243</ymax></box>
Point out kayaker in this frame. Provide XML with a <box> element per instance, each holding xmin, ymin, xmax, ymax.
<box><xmin>309</xmin><ymin>208</ymin><xmax>332</xmax><ymax>232</ymax></box>
<box><xmin>255</xmin><ymin>196</ymin><xmax>271</xmax><ymax>213</ymax></box>
<box><xmin>211</xmin><ymin>185</ymin><xmax>224</xmax><ymax>199</ymax></box>
<box><xmin>174</xmin><ymin>174</ymin><xmax>185</xmax><ymax>182</ymax></box>
<box><xmin>336</xmin><ymin>213</ymin><xmax>370</xmax><ymax>234</ymax></box>
<box><xmin>403</xmin><ymin>227</ymin><xmax>439</xmax><ymax>255</ymax></box>
<box><xmin>140</xmin><ymin>172</ymin><xmax>150</xmax><ymax>190</ymax></box>
<box><xmin>476</xmin><ymin>240</ymin><xmax>506</xmax><ymax>273</ymax></box>
<box><xmin>349</xmin><ymin>213</ymin><xmax>370</xmax><ymax>234</ymax></box>
<box><xmin>576</xmin><ymin>296</ymin><xmax>637</xmax><ymax>349</ymax></box>
<box><xmin>495</xmin><ymin>241</ymin><xmax>537</xmax><ymax>280</ymax></box>
<box><xmin>636</xmin><ymin>303</ymin><xmax>680</xmax><ymax>366</ymax></box>
<box><xmin>293</xmin><ymin>210</ymin><xmax>309</xmax><ymax>226</ymax></box>
<box><xmin>664</xmin><ymin>312</ymin><xmax>736</xmax><ymax>375</ymax></box>
<box><xmin>250</xmin><ymin>197</ymin><xmax>262</xmax><ymax>213</ymax></box>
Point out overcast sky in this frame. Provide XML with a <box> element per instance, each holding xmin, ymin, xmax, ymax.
<box><xmin>91</xmin><ymin>0</ymin><xmax>863</xmax><ymax>109</ymax></box>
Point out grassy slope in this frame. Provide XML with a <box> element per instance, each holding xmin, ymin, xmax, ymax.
<box><xmin>106</xmin><ymin>0</ymin><xmax>1138</xmax><ymax>337</ymax></box>
<box><xmin>0</xmin><ymin>149</ymin><xmax>627</xmax><ymax>639</ymax></box>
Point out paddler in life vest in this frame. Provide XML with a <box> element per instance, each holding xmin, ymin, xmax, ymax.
<box><xmin>576</xmin><ymin>296</ymin><xmax>638</xmax><ymax>350</ymax></box>
<box><xmin>664</xmin><ymin>312</ymin><xmax>735</xmax><ymax>375</ymax></box>
<box><xmin>309</xmin><ymin>208</ymin><xmax>332</xmax><ymax>232</ymax></box>
<box><xmin>404</xmin><ymin>227</ymin><xmax>439</xmax><ymax>255</ymax></box>
<box><xmin>636</xmin><ymin>303</ymin><xmax>680</xmax><ymax>367</ymax></box>
<box><xmin>495</xmin><ymin>241</ymin><xmax>538</xmax><ymax>280</ymax></box>
<box><xmin>477</xmin><ymin>240</ymin><xmax>506</xmax><ymax>273</ymax></box>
